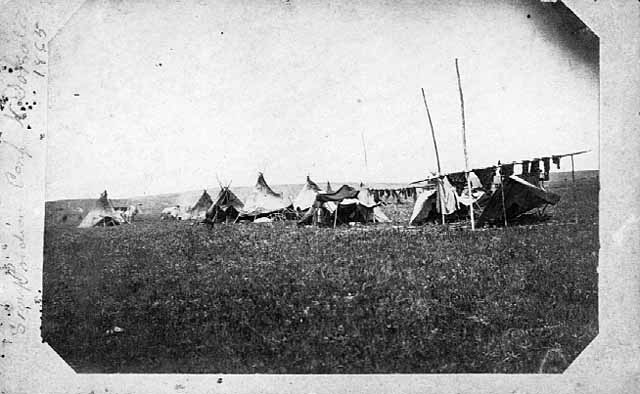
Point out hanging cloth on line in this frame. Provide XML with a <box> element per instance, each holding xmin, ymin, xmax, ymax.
<box><xmin>542</xmin><ymin>157</ymin><xmax>551</xmax><ymax>181</ymax></box>
<box><xmin>447</xmin><ymin>171</ymin><xmax>468</xmax><ymax>194</ymax></box>
<box><xmin>530</xmin><ymin>159</ymin><xmax>541</xmax><ymax>176</ymax></box>
<box><xmin>438</xmin><ymin>177</ymin><xmax>460</xmax><ymax>214</ymax></box>
<box><xmin>521</xmin><ymin>160</ymin><xmax>531</xmax><ymax>174</ymax></box>
<box><xmin>552</xmin><ymin>155</ymin><xmax>561</xmax><ymax>169</ymax></box>
<box><xmin>473</xmin><ymin>167</ymin><xmax>496</xmax><ymax>191</ymax></box>
<box><xmin>501</xmin><ymin>163</ymin><xmax>515</xmax><ymax>177</ymax></box>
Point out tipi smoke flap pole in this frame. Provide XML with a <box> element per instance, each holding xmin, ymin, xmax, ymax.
<box><xmin>421</xmin><ymin>88</ymin><xmax>446</xmax><ymax>226</ymax></box>
<box><xmin>498</xmin><ymin>164</ymin><xmax>508</xmax><ymax>228</ymax></box>
<box><xmin>361</xmin><ymin>131</ymin><xmax>369</xmax><ymax>185</ymax></box>
<box><xmin>571</xmin><ymin>154</ymin><xmax>576</xmax><ymax>222</ymax></box>
<box><xmin>455</xmin><ymin>58</ymin><xmax>475</xmax><ymax>231</ymax></box>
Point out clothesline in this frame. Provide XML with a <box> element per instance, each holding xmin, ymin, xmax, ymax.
<box><xmin>409</xmin><ymin>149</ymin><xmax>591</xmax><ymax>185</ymax></box>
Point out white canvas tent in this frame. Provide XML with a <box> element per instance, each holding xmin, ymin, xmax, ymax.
<box><xmin>293</xmin><ymin>176</ymin><xmax>322</xmax><ymax>211</ymax></box>
<box><xmin>185</xmin><ymin>189</ymin><xmax>213</xmax><ymax>220</ymax></box>
<box><xmin>78</xmin><ymin>190</ymin><xmax>124</xmax><ymax>228</ymax></box>
<box><xmin>239</xmin><ymin>173</ymin><xmax>291</xmax><ymax>218</ymax></box>
<box><xmin>408</xmin><ymin>177</ymin><xmax>463</xmax><ymax>226</ymax></box>
<box><xmin>409</xmin><ymin>188</ymin><xmax>437</xmax><ymax>226</ymax></box>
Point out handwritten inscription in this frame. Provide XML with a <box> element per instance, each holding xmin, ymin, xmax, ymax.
<box><xmin>0</xmin><ymin>9</ymin><xmax>46</xmax><ymax>348</ymax></box>
<box><xmin>0</xmin><ymin>13</ymin><xmax>47</xmax><ymax>130</ymax></box>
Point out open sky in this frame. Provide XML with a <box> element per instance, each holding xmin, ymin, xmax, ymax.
<box><xmin>46</xmin><ymin>0</ymin><xmax>599</xmax><ymax>200</ymax></box>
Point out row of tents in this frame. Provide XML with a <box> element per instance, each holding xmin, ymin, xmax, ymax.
<box><xmin>77</xmin><ymin>169</ymin><xmax>560</xmax><ymax>229</ymax></box>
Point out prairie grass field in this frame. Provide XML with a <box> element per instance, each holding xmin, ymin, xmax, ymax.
<box><xmin>42</xmin><ymin>175</ymin><xmax>599</xmax><ymax>373</ymax></box>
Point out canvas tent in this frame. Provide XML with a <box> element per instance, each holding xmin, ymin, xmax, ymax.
<box><xmin>298</xmin><ymin>185</ymin><xmax>390</xmax><ymax>226</ymax></box>
<box><xmin>408</xmin><ymin>177</ymin><xmax>468</xmax><ymax>226</ymax></box>
<box><xmin>408</xmin><ymin>188</ymin><xmax>438</xmax><ymax>226</ymax></box>
<box><xmin>78</xmin><ymin>190</ymin><xmax>124</xmax><ymax>228</ymax></box>
<box><xmin>239</xmin><ymin>173</ymin><xmax>292</xmax><ymax>219</ymax></box>
<box><xmin>477</xmin><ymin>175</ymin><xmax>561</xmax><ymax>225</ymax></box>
<box><xmin>205</xmin><ymin>187</ymin><xmax>244</xmax><ymax>223</ymax></box>
<box><xmin>186</xmin><ymin>189</ymin><xmax>213</xmax><ymax>220</ymax></box>
<box><xmin>293</xmin><ymin>176</ymin><xmax>322</xmax><ymax>211</ymax></box>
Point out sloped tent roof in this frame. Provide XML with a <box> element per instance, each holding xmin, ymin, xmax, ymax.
<box><xmin>240</xmin><ymin>173</ymin><xmax>291</xmax><ymax>217</ymax></box>
<box><xmin>409</xmin><ymin>189</ymin><xmax>437</xmax><ymax>226</ymax></box>
<box><xmin>293</xmin><ymin>176</ymin><xmax>322</xmax><ymax>211</ymax></box>
<box><xmin>187</xmin><ymin>189</ymin><xmax>213</xmax><ymax>219</ymax></box>
<box><xmin>408</xmin><ymin>177</ymin><xmax>467</xmax><ymax>226</ymax></box>
<box><xmin>78</xmin><ymin>190</ymin><xmax>124</xmax><ymax>228</ymax></box>
<box><xmin>478</xmin><ymin>175</ymin><xmax>561</xmax><ymax>225</ymax></box>
<box><xmin>205</xmin><ymin>187</ymin><xmax>244</xmax><ymax>222</ymax></box>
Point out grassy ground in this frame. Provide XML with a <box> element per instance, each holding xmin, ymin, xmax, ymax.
<box><xmin>42</xmin><ymin>176</ymin><xmax>598</xmax><ymax>373</ymax></box>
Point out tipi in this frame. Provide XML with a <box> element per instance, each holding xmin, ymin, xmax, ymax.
<box><xmin>205</xmin><ymin>187</ymin><xmax>244</xmax><ymax>223</ymax></box>
<box><xmin>293</xmin><ymin>176</ymin><xmax>322</xmax><ymax>212</ymax></box>
<box><xmin>78</xmin><ymin>190</ymin><xmax>124</xmax><ymax>228</ymax></box>
<box><xmin>186</xmin><ymin>189</ymin><xmax>213</xmax><ymax>220</ymax></box>
<box><xmin>239</xmin><ymin>173</ymin><xmax>291</xmax><ymax>219</ymax></box>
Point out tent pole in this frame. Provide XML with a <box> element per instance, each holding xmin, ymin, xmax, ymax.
<box><xmin>333</xmin><ymin>203</ymin><xmax>339</xmax><ymax>229</ymax></box>
<box><xmin>499</xmin><ymin>164</ymin><xmax>508</xmax><ymax>228</ymax></box>
<box><xmin>421</xmin><ymin>87</ymin><xmax>446</xmax><ymax>226</ymax></box>
<box><xmin>361</xmin><ymin>131</ymin><xmax>369</xmax><ymax>185</ymax></box>
<box><xmin>455</xmin><ymin>58</ymin><xmax>475</xmax><ymax>230</ymax></box>
<box><xmin>571</xmin><ymin>154</ymin><xmax>576</xmax><ymax>222</ymax></box>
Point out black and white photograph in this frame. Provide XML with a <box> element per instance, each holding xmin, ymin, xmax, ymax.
<box><xmin>34</xmin><ymin>0</ymin><xmax>600</xmax><ymax>376</ymax></box>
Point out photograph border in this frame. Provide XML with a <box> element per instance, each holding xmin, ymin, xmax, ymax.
<box><xmin>1</xmin><ymin>0</ymin><xmax>638</xmax><ymax>393</ymax></box>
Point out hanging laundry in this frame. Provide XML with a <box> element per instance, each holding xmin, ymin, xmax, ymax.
<box><xmin>521</xmin><ymin>160</ymin><xmax>530</xmax><ymax>174</ymax></box>
<box><xmin>392</xmin><ymin>190</ymin><xmax>401</xmax><ymax>203</ymax></box>
<box><xmin>552</xmin><ymin>155</ymin><xmax>561</xmax><ymax>169</ymax></box>
<box><xmin>438</xmin><ymin>177</ymin><xmax>460</xmax><ymax>214</ymax></box>
<box><xmin>501</xmin><ymin>163</ymin><xmax>515</xmax><ymax>177</ymax></box>
<box><xmin>447</xmin><ymin>171</ymin><xmax>468</xmax><ymax>194</ymax></box>
<box><xmin>530</xmin><ymin>159</ymin><xmax>541</xmax><ymax>176</ymax></box>
<box><xmin>473</xmin><ymin>167</ymin><xmax>496</xmax><ymax>191</ymax></box>
<box><xmin>542</xmin><ymin>157</ymin><xmax>551</xmax><ymax>181</ymax></box>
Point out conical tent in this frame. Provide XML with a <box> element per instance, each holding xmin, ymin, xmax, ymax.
<box><xmin>187</xmin><ymin>189</ymin><xmax>213</xmax><ymax>219</ymax></box>
<box><xmin>325</xmin><ymin>181</ymin><xmax>334</xmax><ymax>193</ymax></box>
<box><xmin>78</xmin><ymin>190</ymin><xmax>124</xmax><ymax>228</ymax></box>
<box><xmin>478</xmin><ymin>175</ymin><xmax>561</xmax><ymax>225</ymax></box>
<box><xmin>240</xmin><ymin>173</ymin><xmax>291</xmax><ymax>218</ymax></box>
<box><xmin>206</xmin><ymin>187</ymin><xmax>244</xmax><ymax>223</ymax></box>
<box><xmin>293</xmin><ymin>176</ymin><xmax>322</xmax><ymax>211</ymax></box>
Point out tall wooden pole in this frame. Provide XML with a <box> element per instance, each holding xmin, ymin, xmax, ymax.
<box><xmin>360</xmin><ymin>131</ymin><xmax>368</xmax><ymax>186</ymax></box>
<box><xmin>571</xmin><ymin>154</ymin><xmax>576</xmax><ymax>222</ymax></box>
<box><xmin>498</xmin><ymin>164</ymin><xmax>508</xmax><ymax>228</ymax></box>
<box><xmin>455</xmin><ymin>58</ymin><xmax>475</xmax><ymax>230</ymax></box>
<box><xmin>421</xmin><ymin>88</ymin><xmax>446</xmax><ymax>225</ymax></box>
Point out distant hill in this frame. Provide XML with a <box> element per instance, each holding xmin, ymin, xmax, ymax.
<box><xmin>45</xmin><ymin>170</ymin><xmax>598</xmax><ymax>219</ymax></box>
